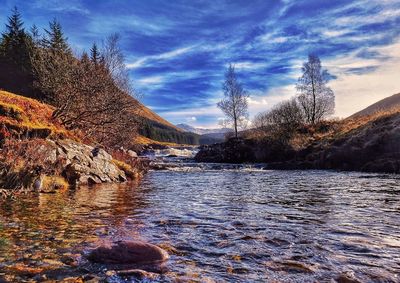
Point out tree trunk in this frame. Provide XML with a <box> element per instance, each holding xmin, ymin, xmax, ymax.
<box><xmin>233</xmin><ymin>110</ymin><xmax>238</xmax><ymax>138</ymax></box>
<box><xmin>311</xmin><ymin>73</ymin><xmax>316</xmax><ymax>125</ymax></box>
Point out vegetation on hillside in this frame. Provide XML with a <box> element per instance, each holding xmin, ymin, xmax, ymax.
<box><xmin>139</xmin><ymin>118</ymin><xmax>201</xmax><ymax>145</ymax></box>
<box><xmin>0</xmin><ymin>90</ymin><xmax>149</xmax><ymax>198</ymax></box>
<box><xmin>0</xmin><ymin>90</ymin><xmax>75</xmax><ymax>142</ymax></box>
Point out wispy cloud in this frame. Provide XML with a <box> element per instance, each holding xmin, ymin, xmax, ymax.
<box><xmin>33</xmin><ymin>0</ymin><xmax>89</xmax><ymax>14</ymax></box>
<box><xmin>136</xmin><ymin>75</ymin><xmax>165</xmax><ymax>85</ymax></box>
<box><xmin>127</xmin><ymin>45</ymin><xmax>195</xmax><ymax>69</ymax></box>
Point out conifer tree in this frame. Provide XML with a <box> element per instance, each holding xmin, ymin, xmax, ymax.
<box><xmin>43</xmin><ymin>18</ymin><xmax>70</xmax><ymax>53</ymax></box>
<box><xmin>30</xmin><ymin>24</ymin><xmax>40</xmax><ymax>45</ymax></box>
<box><xmin>90</xmin><ymin>43</ymin><xmax>100</xmax><ymax>65</ymax></box>
<box><xmin>0</xmin><ymin>7</ymin><xmax>31</xmax><ymax>64</ymax></box>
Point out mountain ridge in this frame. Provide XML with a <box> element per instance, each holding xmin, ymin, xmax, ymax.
<box><xmin>349</xmin><ymin>92</ymin><xmax>400</xmax><ymax>118</ymax></box>
<box><xmin>176</xmin><ymin>123</ymin><xmax>232</xmax><ymax>135</ymax></box>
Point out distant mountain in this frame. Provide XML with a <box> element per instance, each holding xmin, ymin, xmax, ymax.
<box><xmin>349</xmin><ymin>93</ymin><xmax>400</xmax><ymax>118</ymax></box>
<box><xmin>176</xmin><ymin>123</ymin><xmax>232</xmax><ymax>135</ymax></box>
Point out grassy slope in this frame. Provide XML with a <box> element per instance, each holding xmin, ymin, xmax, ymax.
<box><xmin>123</xmin><ymin>95</ymin><xmax>201</xmax><ymax>145</ymax></box>
<box><xmin>136</xmin><ymin>101</ymin><xmax>182</xmax><ymax>132</ymax></box>
<box><xmin>349</xmin><ymin>93</ymin><xmax>400</xmax><ymax>118</ymax></box>
<box><xmin>0</xmin><ymin>90</ymin><xmax>76</xmax><ymax>139</ymax></box>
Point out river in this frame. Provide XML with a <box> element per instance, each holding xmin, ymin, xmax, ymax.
<box><xmin>0</xmin><ymin>148</ymin><xmax>399</xmax><ymax>282</ymax></box>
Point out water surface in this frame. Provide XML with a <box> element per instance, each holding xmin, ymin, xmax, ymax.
<box><xmin>0</xmin><ymin>162</ymin><xmax>399</xmax><ymax>282</ymax></box>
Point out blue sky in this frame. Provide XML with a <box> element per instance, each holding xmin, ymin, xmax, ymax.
<box><xmin>1</xmin><ymin>0</ymin><xmax>400</xmax><ymax>127</ymax></box>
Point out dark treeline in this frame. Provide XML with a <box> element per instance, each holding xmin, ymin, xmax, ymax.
<box><xmin>0</xmin><ymin>7</ymin><xmax>140</xmax><ymax>148</ymax></box>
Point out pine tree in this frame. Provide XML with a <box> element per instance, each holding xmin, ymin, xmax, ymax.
<box><xmin>1</xmin><ymin>7</ymin><xmax>30</xmax><ymax>62</ymax></box>
<box><xmin>43</xmin><ymin>18</ymin><xmax>70</xmax><ymax>53</ymax></box>
<box><xmin>3</xmin><ymin>6</ymin><xmax>24</xmax><ymax>39</ymax></box>
<box><xmin>90</xmin><ymin>42</ymin><xmax>100</xmax><ymax>65</ymax></box>
<box><xmin>0</xmin><ymin>7</ymin><xmax>35</xmax><ymax>97</ymax></box>
<box><xmin>30</xmin><ymin>24</ymin><xmax>40</xmax><ymax>44</ymax></box>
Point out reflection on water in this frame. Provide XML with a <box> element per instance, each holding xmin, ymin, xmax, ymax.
<box><xmin>1</xmin><ymin>169</ymin><xmax>400</xmax><ymax>282</ymax></box>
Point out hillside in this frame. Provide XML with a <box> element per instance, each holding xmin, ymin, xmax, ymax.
<box><xmin>196</xmin><ymin>107</ymin><xmax>400</xmax><ymax>173</ymax></box>
<box><xmin>138</xmin><ymin>102</ymin><xmax>182</xmax><ymax>132</ymax></box>
<box><xmin>0</xmin><ymin>91</ymin><xmax>148</xmax><ymax>196</ymax></box>
<box><xmin>349</xmin><ymin>93</ymin><xmax>400</xmax><ymax>118</ymax></box>
<box><xmin>0</xmin><ymin>90</ymin><xmax>74</xmax><ymax>140</ymax></box>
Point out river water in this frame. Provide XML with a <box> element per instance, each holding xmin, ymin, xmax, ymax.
<box><xmin>0</xmin><ymin>149</ymin><xmax>399</xmax><ymax>282</ymax></box>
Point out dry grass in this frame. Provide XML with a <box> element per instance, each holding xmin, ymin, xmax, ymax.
<box><xmin>341</xmin><ymin>107</ymin><xmax>400</xmax><ymax>135</ymax></box>
<box><xmin>0</xmin><ymin>90</ymin><xmax>78</xmax><ymax>139</ymax></box>
<box><xmin>135</xmin><ymin>135</ymin><xmax>183</xmax><ymax>147</ymax></box>
<box><xmin>294</xmin><ymin>107</ymin><xmax>400</xmax><ymax>148</ymax></box>
<box><xmin>250</xmin><ymin>106</ymin><xmax>400</xmax><ymax>151</ymax></box>
<box><xmin>112</xmin><ymin>158</ymin><xmax>139</xmax><ymax>179</ymax></box>
<box><xmin>41</xmin><ymin>175</ymin><xmax>69</xmax><ymax>192</ymax></box>
<box><xmin>111</xmin><ymin>149</ymin><xmax>149</xmax><ymax>180</ymax></box>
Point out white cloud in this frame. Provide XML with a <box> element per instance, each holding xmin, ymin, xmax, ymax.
<box><xmin>136</xmin><ymin>76</ymin><xmax>164</xmax><ymax>85</ymax></box>
<box><xmin>157</xmin><ymin>46</ymin><xmax>195</xmax><ymax>60</ymax></box>
<box><xmin>33</xmin><ymin>0</ymin><xmax>89</xmax><ymax>14</ymax></box>
<box><xmin>321</xmin><ymin>29</ymin><xmax>352</xmax><ymax>38</ymax></box>
<box><xmin>233</xmin><ymin>61</ymin><xmax>267</xmax><ymax>70</ymax></box>
<box><xmin>335</xmin><ymin>7</ymin><xmax>400</xmax><ymax>26</ymax></box>
<box><xmin>248</xmin><ymin>85</ymin><xmax>296</xmax><ymax>115</ymax></box>
<box><xmin>127</xmin><ymin>45</ymin><xmax>195</xmax><ymax>70</ymax></box>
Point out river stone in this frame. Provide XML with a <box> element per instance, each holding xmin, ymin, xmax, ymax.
<box><xmin>127</xmin><ymin>150</ymin><xmax>138</xmax><ymax>158</ymax></box>
<box><xmin>88</xmin><ymin>241</ymin><xmax>169</xmax><ymax>265</ymax></box>
<box><xmin>117</xmin><ymin>269</ymin><xmax>158</xmax><ymax>279</ymax></box>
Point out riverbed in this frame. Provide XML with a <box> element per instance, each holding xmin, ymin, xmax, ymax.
<box><xmin>0</xmin><ymin>154</ymin><xmax>399</xmax><ymax>282</ymax></box>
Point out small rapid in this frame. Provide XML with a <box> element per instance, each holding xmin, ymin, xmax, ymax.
<box><xmin>145</xmin><ymin>146</ymin><xmax>266</xmax><ymax>172</ymax></box>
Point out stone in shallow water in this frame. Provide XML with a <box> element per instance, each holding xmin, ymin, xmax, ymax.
<box><xmin>117</xmin><ymin>269</ymin><xmax>158</xmax><ymax>279</ymax></box>
<box><xmin>87</xmin><ymin>241</ymin><xmax>169</xmax><ymax>265</ymax></box>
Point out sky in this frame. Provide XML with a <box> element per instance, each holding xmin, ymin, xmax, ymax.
<box><xmin>1</xmin><ymin>0</ymin><xmax>400</xmax><ymax>128</ymax></box>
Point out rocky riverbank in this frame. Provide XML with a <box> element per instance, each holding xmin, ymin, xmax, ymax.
<box><xmin>196</xmin><ymin>110</ymin><xmax>400</xmax><ymax>174</ymax></box>
<box><xmin>0</xmin><ymin>90</ymin><xmax>149</xmax><ymax>197</ymax></box>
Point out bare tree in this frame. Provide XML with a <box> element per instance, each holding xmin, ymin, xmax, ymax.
<box><xmin>217</xmin><ymin>64</ymin><xmax>249</xmax><ymax>138</ymax></box>
<box><xmin>29</xmin><ymin>30</ymin><xmax>140</xmax><ymax>148</ymax></box>
<box><xmin>296</xmin><ymin>54</ymin><xmax>334</xmax><ymax>124</ymax></box>
<box><xmin>253</xmin><ymin>98</ymin><xmax>303</xmax><ymax>139</ymax></box>
<box><xmin>102</xmin><ymin>33</ymin><xmax>132</xmax><ymax>95</ymax></box>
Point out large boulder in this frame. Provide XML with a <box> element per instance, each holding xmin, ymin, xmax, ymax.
<box><xmin>88</xmin><ymin>241</ymin><xmax>169</xmax><ymax>265</ymax></box>
<box><xmin>53</xmin><ymin>140</ymin><xmax>127</xmax><ymax>185</ymax></box>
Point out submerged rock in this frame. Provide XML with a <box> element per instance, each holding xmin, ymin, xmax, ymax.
<box><xmin>117</xmin><ymin>269</ymin><xmax>158</xmax><ymax>279</ymax></box>
<box><xmin>88</xmin><ymin>241</ymin><xmax>169</xmax><ymax>265</ymax></box>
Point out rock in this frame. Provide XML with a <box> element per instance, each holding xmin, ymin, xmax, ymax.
<box><xmin>117</xmin><ymin>269</ymin><xmax>158</xmax><ymax>279</ymax></box>
<box><xmin>60</xmin><ymin>255</ymin><xmax>78</xmax><ymax>266</ymax></box>
<box><xmin>82</xmin><ymin>274</ymin><xmax>101</xmax><ymax>283</ymax></box>
<box><xmin>336</xmin><ymin>273</ymin><xmax>361</xmax><ymax>283</ymax></box>
<box><xmin>195</xmin><ymin>138</ymin><xmax>256</xmax><ymax>163</ymax></box>
<box><xmin>88</xmin><ymin>241</ymin><xmax>169</xmax><ymax>265</ymax></box>
<box><xmin>56</xmin><ymin>139</ymin><xmax>127</xmax><ymax>185</ymax></box>
<box><xmin>127</xmin><ymin>150</ymin><xmax>138</xmax><ymax>158</ymax></box>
